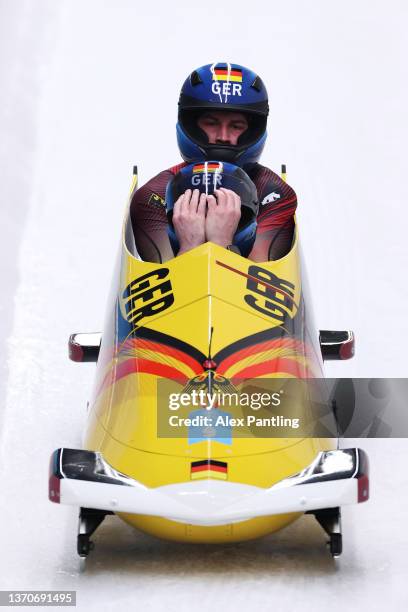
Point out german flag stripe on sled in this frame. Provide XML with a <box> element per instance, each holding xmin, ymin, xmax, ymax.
<box><xmin>191</xmin><ymin>459</ymin><xmax>228</xmax><ymax>480</ymax></box>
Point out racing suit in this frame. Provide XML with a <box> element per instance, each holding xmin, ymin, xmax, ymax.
<box><xmin>130</xmin><ymin>162</ymin><xmax>297</xmax><ymax>263</ymax></box>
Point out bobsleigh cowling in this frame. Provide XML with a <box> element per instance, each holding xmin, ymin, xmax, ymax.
<box><xmin>50</xmin><ymin>170</ymin><xmax>368</xmax><ymax>559</ymax></box>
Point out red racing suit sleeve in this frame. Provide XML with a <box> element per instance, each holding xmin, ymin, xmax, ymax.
<box><xmin>249</xmin><ymin>164</ymin><xmax>297</xmax><ymax>262</ymax></box>
<box><xmin>129</xmin><ymin>163</ymin><xmax>186</xmax><ymax>263</ymax></box>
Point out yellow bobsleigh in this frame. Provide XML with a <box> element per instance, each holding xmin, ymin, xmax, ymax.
<box><xmin>49</xmin><ymin>169</ymin><xmax>369</xmax><ymax>559</ymax></box>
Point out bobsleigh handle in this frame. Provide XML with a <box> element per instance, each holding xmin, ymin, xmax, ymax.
<box><xmin>319</xmin><ymin>330</ymin><xmax>355</xmax><ymax>361</ymax></box>
<box><xmin>68</xmin><ymin>333</ymin><xmax>101</xmax><ymax>362</ymax></box>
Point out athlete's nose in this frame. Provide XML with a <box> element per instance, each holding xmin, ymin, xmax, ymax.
<box><xmin>217</xmin><ymin>122</ymin><xmax>231</xmax><ymax>144</ymax></box>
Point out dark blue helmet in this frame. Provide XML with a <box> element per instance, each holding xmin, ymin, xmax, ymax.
<box><xmin>166</xmin><ymin>161</ymin><xmax>259</xmax><ymax>257</ymax></box>
<box><xmin>177</xmin><ymin>63</ymin><xmax>269</xmax><ymax>169</ymax></box>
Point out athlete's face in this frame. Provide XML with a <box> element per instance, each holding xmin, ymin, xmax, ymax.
<box><xmin>197</xmin><ymin>111</ymin><xmax>248</xmax><ymax>146</ymax></box>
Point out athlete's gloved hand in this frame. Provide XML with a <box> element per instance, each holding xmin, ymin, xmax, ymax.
<box><xmin>173</xmin><ymin>189</ymin><xmax>206</xmax><ymax>255</ymax></box>
<box><xmin>205</xmin><ymin>188</ymin><xmax>241</xmax><ymax>248</ymax></box>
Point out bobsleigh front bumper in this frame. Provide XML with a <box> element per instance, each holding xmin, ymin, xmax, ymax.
<box><xmin>49</xmin><ymin>447</ymin><xmax>369</xmax><ymax>526</ymax></box>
